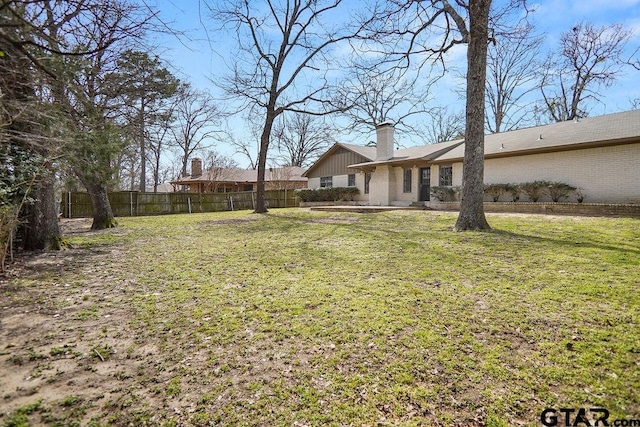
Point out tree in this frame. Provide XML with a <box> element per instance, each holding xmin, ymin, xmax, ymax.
<box><xmin>273</xmin><ymin>113</ymin><xmax>333</xmax><ymax>167</ymax></box>
<box><xmin>43</xmin><ymin>1</ymin><xmax>154</xmax><ymax>230</ymax></box>
<box><xmin>206</xmin><ymin>0</ymin><xmax>366</xmax><ymax>213</ymax></box>
<box><xmin>425</xmin><ymin>107</ymin><xmax>465</xmax><ymax>143</ymax></box>
<box><xmin>372</xmin><ymin>0</ymin><xmax>497</xmax><ymax>230</ymax></box>
<box><xmin>337</xmin><ymin>66</ymin><xmax>436</xmax><ymax>141</ymax></box>
<box><xmin>170</xmin><ymin>83</ymin><xmax>220</xmax><ymax>177</ymax></box>
<box><xmin>111</xmin><ymin>50</ymin><xmax>179</xmax><ymax>192</ymax></box>
<box><xmin>485</xmin><ymin>23</ymin><xmax>542</xmax><ymax>133</ymax></box>
<box><xmin>201</xmin><ymin>149</ymin><xmax>240</xmax><ymax>193</ymax></box>
<box><xmin>148</xmin><ymin>108</ymin><xmax>174</xmax><ymax>193</ymax></box>
<box><xmin>453</xmin><ymin>0</ymin><xmax>492</xmax><ymax>231</ymax></box>
<box><xmin>540</xmin><ymin>22</ymin><xmax>631</xmax><ymax>122</ymax></box>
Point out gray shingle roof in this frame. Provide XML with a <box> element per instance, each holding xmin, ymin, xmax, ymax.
<box><xmin>434</xmin><ymin>109</ymin><xmax>640</xmax><ymax>162</ymax></box>
<box><xmin>345</xmin><ymin>109</ymin><xmax>640</xmax><ymax>168</ymax></box>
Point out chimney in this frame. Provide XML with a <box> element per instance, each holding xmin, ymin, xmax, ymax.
<box><xmin>375</xmin><ymin>121</ymin><xmax>395</xmax><ymax>161</ymax></box>
<box><xmin>191</xmin><ymin>158</ymin><xmax>202</xmax><ymax>177</ymax></box>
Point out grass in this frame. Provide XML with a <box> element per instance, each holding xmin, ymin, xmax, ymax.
<box><xmin>1</xmin><ymin>209</ymin><xmax>639</xmax><ymax>426</ymax></box>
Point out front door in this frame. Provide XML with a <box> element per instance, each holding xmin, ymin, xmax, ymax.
<box><xmin>419</xmin><ymin>167</ymin><xmax>431</xmax><ymax>201</ymax></box>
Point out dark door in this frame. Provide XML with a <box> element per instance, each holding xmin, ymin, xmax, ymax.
<box><xmin>419</xmin><ymin>167</ymin><xmax>431</xmax><ymax>201</ymax></box>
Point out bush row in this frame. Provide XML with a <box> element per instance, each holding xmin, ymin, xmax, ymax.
<box><xmin>430</xmin><ymin>181</ymin><xmax>584</xmax><ymax>203</ymax></box>
<box><xmin>297</xmin><ymin>187</ymin><xmax>360</xmax><ymax>202</ymax></box>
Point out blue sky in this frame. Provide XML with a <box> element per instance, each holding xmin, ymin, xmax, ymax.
<box><xmin>147</xmin><ymin>0</ymin><xmax>640</xmax><ymax>168</ymax></box>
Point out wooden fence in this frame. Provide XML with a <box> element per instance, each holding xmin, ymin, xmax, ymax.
<box><xmin>61</xmin><ymin>190</ymin><xmax>300</xmax><ymax>218</ymax></box>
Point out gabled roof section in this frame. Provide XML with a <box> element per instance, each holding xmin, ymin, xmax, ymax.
<box><xmin>172</xmin><ymin>166</ymin><xmax>307</xmax><ymax>184</ymax></box>
<box><xmin>302</xmin><ymin>142</ymin><xmax>376</xmax><ymax>177</ymax></box>
<box><xmin>348</xmin><ymin>138</ymin><xmax>465</xmax><ymax>170</ymax></box>
<box><xmin>433</xmin><ymin>109</ymin><xmax>640</xmax><ymax>162</ymax></box>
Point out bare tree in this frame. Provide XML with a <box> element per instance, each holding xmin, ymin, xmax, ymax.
<box><xmin>273</xmin><ymin>113</ymin><xmax>333</xmax><ymax>167</ymax></box>
<box><xmin>425</xmin><ymin>107</ymin><xmax>465</xmax><ymax>143</ymax></box>
<box><xmin>205</xmin><ymin>0</ymin><xmax>367</xmax><ymax>213</ymax></box>
<box><xmin>170</xmin><ymin>83</ymin><xmax>220</xmax><ymax>177</ymax></box>
<box><xmin>485</xmin><ymin>23</ymin><xmax>542</xmax><ymax>133</ymax></box>
<box><xmin>337</xmin><ymin>66</ymin><xmax>436</xmax><ymax>140</ymax></box>
<box><xmin>148</xmin><ymin>105</ymin><xmax>175</xmax><ymax>193</ymax></box>
<box><xmin>201</xmin><ymin>149</ymin><xmax>239</xmax><ymax>192</ymax></box>
<box><xmin>540</xmin><ymin>22</ymin><xmax>631</xmax><ymax>122</ymax></box>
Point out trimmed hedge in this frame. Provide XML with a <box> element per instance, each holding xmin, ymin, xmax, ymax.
<box><xmin>297</xmin><ymin>187</ymin><xmax>359</xmax><ymax>202</ymax></box>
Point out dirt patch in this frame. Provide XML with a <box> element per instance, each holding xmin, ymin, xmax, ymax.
<box><xmin>0</xmin><ymin>232</ymin><xmax>160</xmax><ymax>424</ymax></box>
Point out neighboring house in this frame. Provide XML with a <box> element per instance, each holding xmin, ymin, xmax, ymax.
<box><xmin>145</xmin><ymin>183</ymin><xmax>176</xmax><ymax>193</ymax></box>
<box><xmin>303</xmin><ymin>109</ymin><xmax>640</xmax><ymax>205</ymax></box>
<box><xmin>171</xmin><ymin>159</ymin><xmax>307</xmax><ymax>193</ymax></box>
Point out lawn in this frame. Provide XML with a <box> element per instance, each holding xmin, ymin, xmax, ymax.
<box><xmin>0</xmin><ymin>209</ymin><xmax>638</xmax><ymax>426</ymax></box>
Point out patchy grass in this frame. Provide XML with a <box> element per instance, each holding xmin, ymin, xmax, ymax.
<box><xmin>0</xmin><ymin>210</ymin><xmax>638</xmax><ymax>426</ymax></box>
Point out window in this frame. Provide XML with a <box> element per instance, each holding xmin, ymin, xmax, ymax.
<box><xmin>439</xmin><ymin>165</ymin><xmax>453</xmax><ymax>186</ymax></box>
<box><xmin>364</xmin><ymin>172</ymin><xmax>371</xmax><ymax>194</ymax></box>
<box><xmin>403</xmin><ymin>168</ymin><xmax>412</xmax><ymax>193</ymax></box>
<box><xmin>347</xmin><ymin>174</ymin><xmax>356</xmax><ymax>187</ymax></box>
<box><xmin>320</xmin><ymin>176</ymin><xmax>333</xmax><ymax>188</ymax></box>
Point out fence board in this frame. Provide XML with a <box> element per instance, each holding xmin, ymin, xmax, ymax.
<box><xmin>61</xmin><ymin>190</ymin><xmax>300</xmax><ymax>218</ymax></box>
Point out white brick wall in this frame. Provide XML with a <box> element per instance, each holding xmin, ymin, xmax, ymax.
<box><xmin>478</xmin><ymin>144</ymin><xmax>640</xmax><ymax>203</ymax></box>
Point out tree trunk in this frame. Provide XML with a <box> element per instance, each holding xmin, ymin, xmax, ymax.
<box><xmin>86</xmin><ymin>182</ymin><xmax>118</xmax><ymax>230</ymax></box>
<box><xmin>255</xmin><ymin>112</ymin><xmax>276</xmax><ymax>214</ymax></box>
<box><xmin>22</xmin><ymin>168</ymin><xmax>63</xmax><ymax>251</ymax></box>
<box><xmin>138</xmin><ymin>102</ymin><xmax>146</xmax><ymax>192</ymax></box>
<box><xmin>454</xmin><ymin>0</ymin><xmax>492</xmax><ymax>232</ymax></box>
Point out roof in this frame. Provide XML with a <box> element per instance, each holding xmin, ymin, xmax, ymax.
<box><xmin>344</xmin><ymin>109</ymin><xmax>640</xmax><ymax>169</ymax></box>
<box><xmin>433</xmin><ymin>109</ymin><xmax>640</xmax><ymax>163</ymax></box>
<box><xmin>348</xmin><ymin>138</ymin><xmax>465</xmax><ymax>170</ymax></box>
<box><xmin>172</xmin><ymin>166</ymin><xmax>307</xmax><ymax>184</ymax></box>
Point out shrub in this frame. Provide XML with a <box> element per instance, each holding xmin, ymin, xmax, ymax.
<box><xmin>575</xmin><ymin>188</ymin><xmax>586</xmax><ymax>203</ymax></box>
<box><xmin>484</xmin><ymin>183</ymin><xmax>507</xmax><ymax>202</ymax></box>
<box><xmin>297</xmin><ymin>187</ymin><xmax>359</xmax><ymax>202</ymax></box>
<box><xmin>430</xmin><ymin>186</ymin><xmax>457</xmax><ymax>202</ymax></box>
<box><xmin>504</xmin><ymin>183</ymin><xmax>520</xmax><ymax>202</ymax></box>
<box><xmin>519</xmin><ymin>181</ymin><xmax>549</xmax><ymax>202</ymax></box>
<box><xmin>544</xmin><ymin>182</ymin><xmax>576</xmax><ymax>202</ymax></box>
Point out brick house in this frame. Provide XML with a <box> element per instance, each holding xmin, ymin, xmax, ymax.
<box><xmin>303</xmin><ymin>109</ymin><xmax>640</xmax><ymax>205</ymax></box>
<box><xmin>172</xmin><ymin>159</ymin><xmax>307</xmax><ymax>193</ymax></box>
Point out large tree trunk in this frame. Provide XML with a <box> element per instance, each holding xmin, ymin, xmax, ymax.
<box><xmin>255</xmin><ymin>112</ymin><xmax>276</xmax><ymax>214</ymax></box>
<box><xmin>22</xmin><ymin>168</ymin><xmax>63</xmax><ymax>251</ymax></box>
<box><xmin>86</xmin><ymin>182</ymin><xmax>118</xmax><ymax>230</ymax></box>
<box><xmin>454</xmin><ymin>0</ymin><xmax>492</xmax><ymax>232</ymax></box>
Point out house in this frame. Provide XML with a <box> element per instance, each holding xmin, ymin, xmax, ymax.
<box><xmin>303</xmin><ymin>109</ymin><xmax>640</xmax><ymax>205</ymax></box>
<box><xmin>171</xmin><ymin>159</ymin><xmax>307</xmax><ymax>193</ymax></box>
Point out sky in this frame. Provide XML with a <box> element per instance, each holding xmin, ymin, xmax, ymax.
<box><xmin>145</xmin><ymin>0</ymin><xmax>640</xmax><ymax>169</ymax></box>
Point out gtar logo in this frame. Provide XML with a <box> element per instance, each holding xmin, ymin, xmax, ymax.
<box><xmin>540</xmin><ymin>408</ymin><xmax>610</xmax><ymax>426</ymax></box>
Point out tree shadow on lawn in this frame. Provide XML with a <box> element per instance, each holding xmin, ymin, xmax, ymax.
<box><xmin>490</xmin><ymin>228</ymin><xmax>640</xmax><ymax>258</ymax></box>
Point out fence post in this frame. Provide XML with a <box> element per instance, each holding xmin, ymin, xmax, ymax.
<box><xmin>230</xmin><ymin>196</ymin><xmax>234</xmax><ymax>211</ymax></box>
<box><xmin>188</xmin><ymin>197</ymin><xmax>192</xmax><ymax>214</ymax></box>
<box><xmin>67</xmin><ymin>191</ymin><xmax>72</xmax><ymax>218</ymax></box>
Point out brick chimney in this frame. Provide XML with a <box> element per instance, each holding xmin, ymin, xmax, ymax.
<box><xmin>375</xmin><ymin>121</ymin><xmax>395</xmax><ymax>161</ymax></box>
<box><xmin>191</xmin><ymin>158</ymin><xmax>202</xmax><ymax>177</ymax></box>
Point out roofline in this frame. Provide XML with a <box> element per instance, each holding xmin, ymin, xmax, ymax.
<box><xmin>347</xmin><ymin>140</ymin><xmax>465</xmax><ymax>170</ymax></box>
<box><xmin>430</xmin><ymin>136</ymin><xmax>640</xmax><ymax>164</ymax></box>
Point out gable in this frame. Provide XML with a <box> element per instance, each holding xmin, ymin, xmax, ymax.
<box><xmin>305</xmin><ymin>144</ymin><xmax>375</xmax><ymax>178</ymax></box>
